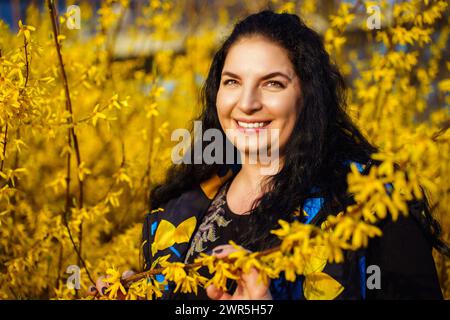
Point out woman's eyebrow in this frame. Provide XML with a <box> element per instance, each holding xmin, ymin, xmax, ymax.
<box><xmin>260</xmin><ymin>72</ymin><xmax>292</xmax><ymax>82</ymax></box>
<box><xmin>221</xmin><ymin>71</ymin><xmax>241</xmax><ymax>79</ymax></box>
<box><xmin>221</xmin><ymin>71</ymin><xmax>292</xmax><ymax>82</ymax></box>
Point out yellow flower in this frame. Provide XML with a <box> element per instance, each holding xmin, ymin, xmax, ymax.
<box><xmin>104</xmin><ymin>268</ymin><xmax>126</xmax><ymax>299</ymax></box>
<box><xmin>77</xmin><ymin>161</ymin><xmax>92</xmax><ymax>182</ymax></box>
<box><xmin>126</xmin><ymin>278</ymin><xmax>148</xmax><ymax>300</ymax></box>
<box><xmin>17</xmin><ymin>20</ymin><xmax>36</xmax><ymax>41</ymax></box>
<box><xmin>206</xmin><ymin>260</ymin><xmax>239</xmax><ymax>292</ymax></box>
<box><xmin>147</xmin><ymin>278</ymin><xmax>164</xmax><ymax>300</ymax></box>
<box><xmin>161</xmin><ymin>262</ymin><xmax>187</xmax><ymax>287</ymax></box>
<box><xmin>178</xmin><ymin>268</ymin><xmax>208</xmax><ymax>295</ymax></box>
<box><xmin>391</xmin><ymin>26</ymin><xmax>415</xmax><ymax>45</ymax></box>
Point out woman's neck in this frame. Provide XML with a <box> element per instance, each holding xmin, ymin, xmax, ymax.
<box><xmin>234</xmin><ymin>154</ymin><xmax>284</xmax><ymax>194</ymax></box>
<box><xmin>225</xmin><ymin>159</ymin><xmax>281</xmax><ymax>215</ymax></box>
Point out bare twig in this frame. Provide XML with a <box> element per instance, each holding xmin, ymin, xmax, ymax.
<box><xmin>23</xmin><ymin>36</ymin><xmax>30</xmax><ymax>88</ymax></box>
<box><xmin>47</xmin><ymin>0</ymin><xmax>94</xmax><ymax>287</ymax></box>
<box><xmin>0</xmin><ymin>124</ymin><xmax>7</xmax><ymax>173</ymax></box>
<box><xmin>432</xmin><ymin>120</ymin><xmax>450</xmax><ymax>141</ymax></box>
<box><xmin>55</xmin><ymin>240</ymin><xmax>64</xmax><ymax>289</ymax></box>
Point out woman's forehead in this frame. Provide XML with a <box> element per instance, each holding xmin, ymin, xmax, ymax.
<box><xmin>223</xmin><ymin>37</ymin><xmax>295</xmax><ymax>78</ymax></box>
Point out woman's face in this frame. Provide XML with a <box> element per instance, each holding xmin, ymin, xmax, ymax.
<box><xmin>216</xmin><ymin>36</ymin><xmax>302</xmax><ymax>160</ymax></box>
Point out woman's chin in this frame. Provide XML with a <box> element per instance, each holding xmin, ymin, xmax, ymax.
<box><xmin>235</xmin><ymin>145</ymin><xmax>274</xmax><ymax>161</ymax></box>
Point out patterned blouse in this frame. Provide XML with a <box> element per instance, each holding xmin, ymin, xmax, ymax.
<box><xmin>181</xmin><ymin>179</ymin><xmax>252</xmax><ymax>299</ymax></box>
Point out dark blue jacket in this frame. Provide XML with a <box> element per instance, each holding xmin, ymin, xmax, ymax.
<box><xmin>142</xmin><ymin>161</ymin><xmax>443</xmax><ymax>299</ymax></box>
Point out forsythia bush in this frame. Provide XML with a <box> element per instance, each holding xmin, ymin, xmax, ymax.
<box><xmin>0</xmin><ymin>0</ymin><xmax>448</xmax><ymax>299</ymax></box>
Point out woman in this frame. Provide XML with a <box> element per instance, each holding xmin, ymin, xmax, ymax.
<box><xmin>93</xmin><ymin>10</ymin><xmax>445</xmax><ymax>300</ymax></box>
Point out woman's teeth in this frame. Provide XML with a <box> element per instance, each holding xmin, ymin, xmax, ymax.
<box><xmin>237</xmin><ymin>121</ymin><xmax>269</xmax><ymax>128</ymax></box>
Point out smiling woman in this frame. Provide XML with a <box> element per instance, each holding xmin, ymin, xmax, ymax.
<box><xmin>134</xmin><ymin>10</ymin><xmax>446</xmax><ymax>300</ymax></box>
<box><xmin>217</xmin><ymin>36</ymin><xmax>301</xmax><ymax>165</ymax></box>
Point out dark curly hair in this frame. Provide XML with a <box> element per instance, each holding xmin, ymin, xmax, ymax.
<box><xmin>148</xmin><ymin>10</ymin><xmax>448</xmax><ymax>255</ymax></box>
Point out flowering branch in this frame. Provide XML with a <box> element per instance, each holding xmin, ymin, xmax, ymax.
<box><xmin>98</xmin><ymin>201</ymin><xmax>384</xmax><ymax>300</ymax></box>
<box><xmin>47</xmin><ymin>0</ymin><xmax>94</xmax><ymax>287</ymax></box>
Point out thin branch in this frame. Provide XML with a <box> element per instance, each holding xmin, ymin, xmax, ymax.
<box><xmin>0</xmin><ymin>52</ymin><xmax>4</xmax><ymax>173</ymax></box>
<box><xmin>0</xmin><ymin>124</ymin><xmax>7</xmax><ymax>172</ymax></box>
<box><xmin>432</xmin><ymin>119</ymin><xmax>450</xmax><ymax>141</ymax></box>
<box><xmin>23</xmin><ymin>36</ymin><xmax>30</xmax><ymax>88</ymax></box>
<box><xmin>47</xmin><ymin>0</ymin><xmax>93</xmax><ymax>287</ymax></box>
<box><xmin>121</xmin><ymin>245</ymin><xmax>281</xmax><ymax>288</ymax></box>
<box><xmin>55</xmin><ymin>236</ymin><xmax>64</xmax><ymax>289</ymax></box>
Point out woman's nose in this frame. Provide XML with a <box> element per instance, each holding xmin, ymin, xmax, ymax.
<box><xmin>236</xmin><ymin>86</ymin><xmax>262</xmax><ymax>113</ymax></box>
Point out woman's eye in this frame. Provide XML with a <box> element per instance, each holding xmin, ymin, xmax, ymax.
<box><xmin>265</xmin><ymin>80</ymin><xmax>285</xmax><ymax>88</ymax></box>
<box><xmin>223</xmin><ymin>79</ymin><xmax>238</xmax><ymax>86</ymax></box>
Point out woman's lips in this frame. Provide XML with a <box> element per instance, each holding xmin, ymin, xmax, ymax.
<box><xmin>234</xmin><ymin>119</ymin><xmax>272</xmax><ymax>133</ymax></box>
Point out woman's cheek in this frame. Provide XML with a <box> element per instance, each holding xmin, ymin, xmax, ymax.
<box><xmin>218</xmin><ymin>96</ymin><xmax>239</xmax><ymax>126</ymax></box>
<box><xmin>217</xmin><ymin>91</ymin><xmax>229</xmax><ymax>112</ymax></box>
<box><xmin>220</xmin><ymin>91</ymin><xmax>239</xmax><ymax>109</ymax></box>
